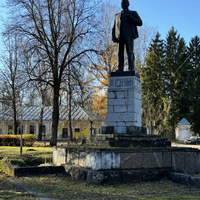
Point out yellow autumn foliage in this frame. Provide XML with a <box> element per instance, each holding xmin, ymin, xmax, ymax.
<box><xmin>90</xmin><ymin>44</ymin><xmax>117</xmax><ymax>118</ymax></box>
<box><xmin>92</xmin><ymin>92</ymin><xmax>107</xmax><ymax>118</ymax></box>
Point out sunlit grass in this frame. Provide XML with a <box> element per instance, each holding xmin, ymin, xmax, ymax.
<box><xmin>0</xmin><ymin>146</ymin><xmax>53</xmax><ymax>167</ymax></box>
<box><xmin>0</xmin><ymin>146</ymin><xmax>52</xmax><ymax>156</ymax></box>
<box><xmin>0</xmin><ymin>171</ymin><xmax>38</xmax><ymax>200</ymax></box>
<box><xmin>18</xmin><ymin>175</ymin><xmax>200</xmax><ymax>200</ymax></box>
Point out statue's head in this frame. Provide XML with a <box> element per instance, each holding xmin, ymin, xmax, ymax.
<box><xmin>121</xmin><ymin>0</ymin><xmax>130</xmax><ymax>10</ymax></box>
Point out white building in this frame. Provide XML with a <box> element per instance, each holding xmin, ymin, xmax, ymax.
<box><xmin>0</xmin><ymin>106</ymin><xmax>107</xmax><ymax>140</ymax></box>
<box><xmin>175</xmin><ymin>118</ymin><xmax>193</xmax><ymax>141</ymax></box>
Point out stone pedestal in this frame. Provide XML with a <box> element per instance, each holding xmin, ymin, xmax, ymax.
<box><xmin>107</xmin><ymin>72</ymin><xmax>142</xmax><ymax>134</ymax></box>
<box><xmin>53</xmin><ymin>146</ymin><xmax>199</xmax><ymax>184</ymax></box>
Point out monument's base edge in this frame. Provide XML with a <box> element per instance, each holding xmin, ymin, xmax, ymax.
<box><xmin>110</xmin><ymin>70</ymin><xmax>140</xmax><ymax>78</ymax></box>
<box><xmin>102</xmin><ymin>126</ymin><xmax>147</xmax><ymax>135</ymax></box>
<box><xmin>62</xmin><ymin>164</ymin><xmax>170</xmax><ymax>185</ymax></box>
<box><xmin>84</xmin><ymin>133</ymin><xmax>171</xmax><ymax>148</ymax></box>
<box><xmin>84</xmin><ymin>138</ymin><xmax>171</xmax><ymax>148</ymax></box>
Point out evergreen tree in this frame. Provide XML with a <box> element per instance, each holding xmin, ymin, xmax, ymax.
<box><xmin>164</xmin><ymin>27</ymin><xmax>189</xmax><ymax>137</ymax></box>
<box><xmin>142</xmin><ymin>27</ymin><xmax>200</xmax><ymax>137</ymax></box>
<box><xmin>188</xmin><ymin>36</ymin><xmax>200</xmax><ymax>133</ymax></box>
<box><xmin>142</xmin><ymin>32</ymin><xmax>167</xmax><ymax>135</ymax></box>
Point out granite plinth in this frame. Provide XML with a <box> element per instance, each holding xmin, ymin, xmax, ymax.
<box><xmin>127</xmin><ymin>126</ymin><xmax>147</xmax><ymax>135</ymax></box>
<box><xmin>63</xmin><ymin>164</ymin><xmax>168</xmax><ymax>185</ymax></box>
<box><xmin>107</xmin><ymin>75</ymin><xmax>142</xmax><ymax>133</ymax></box>
<box><xmin>110</xmin><ymin>71</ymin><xmax>140</xmax><ymax>78</ymax></box>
<box><xmin>102</xmin><ymin>126</ymin><xmax>114</xmax><ymax>134</ymax></box>
<box><xmin>53</xmin><ymin>146</ymin><xmax>200</xmax><ymax>176</ymax></box>
<box><xmin>84</xmin><ymin>133</ymin><xmax>171</xmax><ymax>148</ymax></box>
<box><xmin>102</xmin><ymin>126</ymin><xmax>147</xmax><ymax>135</ymax></box>
<box><xmin>172</xmin><ymin>151</ymin><xmax>198</xmax><ymax>175</ymax></box>
<box><xmin>121</xmin><ymin>153</ymin><xmax>143</xmax><ymax>169</ymax></box>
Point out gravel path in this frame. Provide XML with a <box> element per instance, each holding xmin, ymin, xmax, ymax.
<box><xmin>8</xmin><ymin>177</ymin><xmax>52</xmax><ymax>200</ymax></box>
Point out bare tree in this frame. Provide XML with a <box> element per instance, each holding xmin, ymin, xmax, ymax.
<box><xmin>0</xmin><ymin>32</ymin><xmax>24</xmax><ymax>135</ymax></box>
<box><xmin>5</xmin><ymin>0</ymin><xmax>100</xmax><ymax>146</ymax></box>
<box><xmin>64</xmin><ymin>62</ymin><xmax>93</xmax><ymax>139</ymax></box>
<box><xmin>89</xmin><ymin>1</ymin><xmax>119</xmax><ymax>89</ymax></box>
<box><xmin>134</xmin><ymin>23</ymin><xmax>158</xmax><ymax>72</ymax></box>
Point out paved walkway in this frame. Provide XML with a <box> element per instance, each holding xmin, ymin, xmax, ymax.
<box><xmin>8</xmin><ymin>177</ymin><xmax>51</xmax><ymax>200</ymax></box>
<box><xmin>172</xmin><ymin>143</ymin><xmax>200</xmax><ymax>149</ymax></box>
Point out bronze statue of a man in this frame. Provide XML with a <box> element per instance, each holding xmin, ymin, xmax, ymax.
<box><xmin>112</xmin><ymin>0</ymin><xmax>142</xmax><ymax>72</ymax></box>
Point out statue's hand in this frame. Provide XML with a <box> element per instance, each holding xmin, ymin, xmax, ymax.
<box><xmin>112</xmin><ymin>38</ymin><xmax>119</xmax><ymax>43</ymax></box>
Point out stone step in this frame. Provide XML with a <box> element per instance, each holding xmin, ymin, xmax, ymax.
<box><xmin>102</xmin><ymin>126</ymin><xmax>147</xmax><ymax>135</ymax></box>
<box><xmin>85</xmin><ymin>134</ymin><xmax>171</xmax><ymax>148</ymax></box>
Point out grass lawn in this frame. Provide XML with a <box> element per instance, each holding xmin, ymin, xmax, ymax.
<box><xmin>0</xmin><ymin>146</ymin><xmax>53</xmax><ymax>167</ymax></box>
<box><xmin>0</xmin><ymin>171</ymin><xmax>38</xmax><ymax>200</ymax></box>
<box><xmin>17</xmin><ymin>174</ymin><xmax>200</xmax><ymax>200</ymax></box>
<box><xmin>1</xmin><ymin>146</ymin><xmax>200</xmax><ymax>199</ymax></box>
<box><xmin>0</xmin><ymin>146</ymin><xmax>52</xmax><ymax>156</ymax></box>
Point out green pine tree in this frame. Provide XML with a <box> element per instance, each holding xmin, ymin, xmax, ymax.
<box><xmin>142</xmin><ymin>32</ymin><xmax>167</xmax><ymax>136</ymax></box>
<box><xmin>164</xmin><ymin>27</ymin><xmax>190</xmax><ymax>137</ymax></box>
<box><xmin>187</xmin><ymin>36</ymin><xmax>200</xmax><ymax>133</ymax></box>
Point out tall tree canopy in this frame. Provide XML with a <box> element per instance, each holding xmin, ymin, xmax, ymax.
<box><xmin>142</xmin><ymin>32</ymin><xmax>167</xmax><ymax>135</ymax></box>
<box><xmin>187</xmin><ymin>36</ymin><xmax>200</xmax><ymax>133</ymax></box>
<box><xmin>5</xmin><ymin>0</ymin><xmax>100</xmax><ymax>146</ymax></box>
<box><xmin>142</xmin><ymin>27</ymin><xmax>200</xmax><ymax>137</ymax></box>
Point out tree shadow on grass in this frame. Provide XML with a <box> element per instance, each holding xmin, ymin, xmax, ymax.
<box><xmin>0</xmin><ymin>173</ymin><xmax>37</xmax><ymax>200</ymax></box>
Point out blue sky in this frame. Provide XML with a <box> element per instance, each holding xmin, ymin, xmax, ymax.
<box><xmin>121</xmin><ymin>0</ymin><xmax>200</xmax><ymax>45</ymax></box>
<box><xmin>0</xmin><ymin>0</ymin><xmax>199</xmax><ymax>46</ymax></box>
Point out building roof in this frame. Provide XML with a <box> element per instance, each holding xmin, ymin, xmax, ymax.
<box><xmin>0</xmin><ymin>106</ymin><xmax>106</xmax><ymax>122</ymax></box>
<box><xmin>178</xmin><ymin>118</ymin><xmax>190</xmax><ymax>125</ymax></box>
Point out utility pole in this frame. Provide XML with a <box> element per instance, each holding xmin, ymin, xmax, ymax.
<box><xmin>146</xmin><ymin>90</ymin><xmax>151</xmax><ymax>135</ymax></box>
<box><xmin>20</xmin><ymin>111</ymin><xmax>23</xmax><ymax>154</ymax></box>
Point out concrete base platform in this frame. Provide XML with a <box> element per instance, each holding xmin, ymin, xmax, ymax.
<box><xmin>63</xmin><ymin>164</ymin><xmax>169</xmax><ymax>185</ymax></box>
<box><xmin>168</xmin><ymin>172</ymin><xmax>200</xmax><ymax>187</ymax></box>
<box><xmin>53</xmin><ymin>146</ymin><xmax>200</xmax><ymax>175</ymax></box>
<box><xmin>84</xmin><ymin>133</ymin><xmax>171</xmax><ymax>148</ymax></box>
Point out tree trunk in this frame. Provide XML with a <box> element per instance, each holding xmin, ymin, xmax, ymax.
<box><xmin>50</xmin><ymin>85</ymin><xmax>60</xmax><ymax>146</ymax></box>
<box><xmin>13</xmin><ymin>89</ymin><xmax>18</xmax><ymax>135</ymax></box>
<box><xmin>68</xmin><ymin>82</ymin><xmax>73</xmax><ymax>139</ymax></box>
<box><xmin>69</xmin><ymin>89</ymin><xmax>73</xmax><ymax>139</ymax></box>
<box><xmin>146</xmin><ymin>90</ymin><xmax>151</xmax><ymax>135</ymax></box>
<box><xmin>38</xmin><ymin>103</ymin><xmax>44</xmax><ymax>141</ymax></box>
<box><xmin>67</xmin><ymin>65</ymin><xmax>73</xmax><ymax>139</ymax></box>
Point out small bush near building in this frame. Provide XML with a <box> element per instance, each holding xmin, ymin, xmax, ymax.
<box><xmin>2</xmin><ymin>155</ymin><xmax>47</xmax><ymax>167</ymax></box>
<box><xmin>22</xmin><ymin>134</ymin><xmax>37</xmax><ymax>146</ymax></box>
<box><xmin>0</xmin><ymin>134</ymin><xmax>36</xmax><ymax>147</ymax></box>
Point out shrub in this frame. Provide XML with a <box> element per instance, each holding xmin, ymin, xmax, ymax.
<box><xmin>2</xmin><ymin>154</ymin><xmax>49</xmax><ymax>167</ymax></box>
<box><xmin>23</xmin><ymin>134</ymin><xmax>37</xmax><ymax>146</ymax></box>
<box><xmin>24</xmin><ymin>157</ymin><xmax>44</xmax><ymax>166</ymax></box>
<box><xmin>10</xmin><ymin>159</ymin><xmax>27</xmax><ymax>167</ymax></box>
<box><xmin>0</xmin><ymin>134</ymin><xmax>36</xmax><ymax>147</ymax></box>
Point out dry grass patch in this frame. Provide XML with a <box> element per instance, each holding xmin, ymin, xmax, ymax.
<box><xmin>18</xmin><ymin>174</ymin><xmax>200</xmax><ymax>200</ymax></box>
<box><xmin>0</xmin><ymin>171</ymin><xmax>38</xmax><ymax>200</ymax></box>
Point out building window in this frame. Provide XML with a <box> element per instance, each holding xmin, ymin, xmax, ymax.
<box><xmin>62</xmin><ymin>128</ymin><xmax>68</xmax><ymax>138</ymax></box>
<box><xmin>30</xmin><ymin>125</ymin><xmax>34</xmax><ymax>134</ymax></box>
<box><xmin>19</xmin><ymin>126</ymin><xmax>23</xmax><ymax>135</ymax></box>
<box><xmin>91</xmin><ymin>128</ymin><xmax>96</xmax><ymax>135</ymax></box>
<box><xmin>74</xmin><ymin>128</ymin><xmax>80</xmax><ymax>132</ymax></box>
<box><xmin>74</xmin><ymin>128</ymin><xmax>80</xmax><ymax>138</ymax></box>
<box><xmin>41</xmin><ymin>125</ymin><xmax>45</xmax><ymax>136</ymax></box>
<box><xmin>8</xmin><ymin>125</ymin><xmax>13</xmax><ymax>135</ymax></box>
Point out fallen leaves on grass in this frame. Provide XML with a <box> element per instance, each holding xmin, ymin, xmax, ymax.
<box><xmin>16</xmin><ymin>175</ymin><xmax>200</xmax><ymax>200</ymax></box>
<box><xmin>0</xmin><ymin>171</ymin><xmax>38</xmax><ymax>200</ymax></box>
